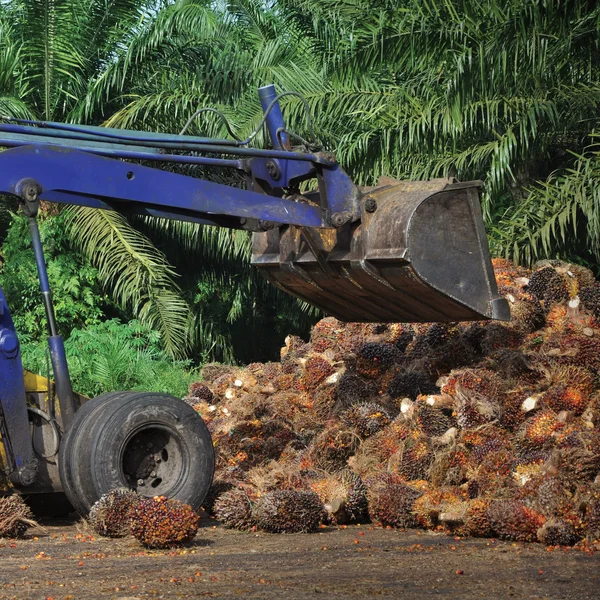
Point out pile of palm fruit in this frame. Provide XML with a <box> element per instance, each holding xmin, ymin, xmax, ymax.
<box><xmin>188</xmin><ymin>259</ymin><xmax>600</xmax><ymax>546</ymax></box>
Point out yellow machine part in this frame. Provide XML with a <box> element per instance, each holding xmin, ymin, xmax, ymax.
<box><xmin>0</xmin><ymin>371</ymin><xmax>87</xmax><ymax>492</ymax></box>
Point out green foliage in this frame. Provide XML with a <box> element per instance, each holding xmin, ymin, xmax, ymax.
<box><xmin>0</xmin><ymin>213</ymin><xmax>108</xmax><ymax>339</ymax></box>
<box><xmin>63</xmin><ymin>207</ymin><xmax>192</xmax><ymax>359</ymax></box>
<box><xmin>491</xmin><ymin>140</ymin><xmax>600</xmax><ymax>269</ymax></box>
<box><xmin>21</xmin><ymin>319</ymin><xmax>197</xmax><ymax>398</ymax></box>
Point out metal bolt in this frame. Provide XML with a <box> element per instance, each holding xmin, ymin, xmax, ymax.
<box><xmin>137</xmin><ymin>479</ymin><xmax>145</xmax><ymax>486</ymax></box>
<box><xmin>331</xmin><ymin>211</ymin><xmax>351</xmax><ymax>227</ymax></box>
<box><xmin>258</xmin><ymin>219</ymin><xmax>275</xmax><ymax>231</ymax></box>
<box><xmin>15</xmin><ymin>178</ymin><xmax>42</xmax><ymax>202</ymax></box>
<box><xmin>266</xmin><ymin>160</ymin><xmax>280</xmax><ymax>180</ymax></box>
<box><xmin>150</xmin><ymin>471</ymin><xmax>157</xmax><ymax>478</ymax></box>
<box><xmin>365</xmin><ymin>197</ymin><xmax>378</xmax><ymax>213</ymax></box>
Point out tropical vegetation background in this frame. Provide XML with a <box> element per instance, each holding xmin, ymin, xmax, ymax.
<box><xmin>0</xmin><ymin>0</ymin><xmax>599</xmax><ymax>396</ymax></box>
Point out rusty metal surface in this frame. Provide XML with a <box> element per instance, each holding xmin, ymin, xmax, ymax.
<box><xmin>252</xmin><ymin>179</ymin><xmax>509</xmax><ymax>323</ymax></box>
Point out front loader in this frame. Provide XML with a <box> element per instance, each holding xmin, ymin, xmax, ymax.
<box><xmin>0</xmin><ymin>85</ymin><xmax>509</xmax><ymax>514</ymax></box>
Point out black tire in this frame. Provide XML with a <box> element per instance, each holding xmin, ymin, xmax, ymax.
<box><xmin>59</xmin><ymin>392</ymin><xmax>214</xmax><ymax>515</ymax></box>
<box><xmin>59</xmin><ymin>392</ymin><xmax>134</xmax><ymax>515</ymax></box>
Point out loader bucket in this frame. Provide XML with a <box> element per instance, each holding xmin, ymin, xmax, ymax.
<box><xmin>251</xmin><ymin>178</ymin><xmax>510</xmax><ymax>323</ymax></box>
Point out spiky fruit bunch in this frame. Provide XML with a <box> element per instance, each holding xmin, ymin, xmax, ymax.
<box><xmin>306</xmin><ymin>424</ymin><xmax>360</xmax><ymax>471</ymax></box>
<box><xmin>455</xmin><ymin>390</ymin><xmax>502</xmax><ymax>429</ymax></box>
<box><xmin>579</xmin><ymin>283</ymin><xmax>600</xmax><ymax>319</ymax></box>
<box><xmin>535</xmin><ymin>477</ymin><xmax>573</xmax><ymax>518</ymax></box>
<box><xmin>356</xmin><ymin>343</ymin><xmax>401</xmax><ymax>379</ymax></box>
<box><xmin>0</xmin><ymin>495</ymin><xmax>35</xmax><ymax>538</ymax></box>
<box><xmin>188</xmin><ymin>382</ymin><xmax>214</xmax><ymax>403</ymax></box>
<box><xmin>202</xmin><ymin>478</ymin><xmax>236</xmax><ymax>515</ymax></box>
<box><xmin>543</xmin><ymin>386</ymin><xmax>588</xmax><ymax>415</ymax></box>
<box><xmin>395</xmin><ymin>329</ymin><xmax>414</xmax><ymax>353</ymax></box>
<box><xmin>312</xmin><ymin>383</ymin><xmax>337</xmax><ymax>419</ymax></box>
<box><xmin>506</xmin><ymin>293</ymin><xmax>546</xmax><ymax>334</ymax></box>
<box><xmin>537</xmin><ymin>519</ymin><xmax>580</xmax><ymax>546</ymax></box>
<box><xmin>442</xmin><ymin>368</ymin><xmax>504</xmax><ymax>400</ymax></box>
<box><xmin>463</xmin><ymin>499</ymin><xmax>493</xmax><ymax>537</ymax></box>
<box><xmin>390</xmin><ymin>432</ymin><xmax>432</xmax><ymax>481</ymax></box>
<box><xmin>342</xmin><ymin>471</ymin><xmax>369</xmax><ymax>523</ymax></box>
<box><xmin>88</xmin><ymin>488</ymin><xmax>140</xmax><ymax>537</ymax></box>
<box><xmin>486</xmin><ymin>500</ymin><xmax>546</xmax><ymax>542</ymax></box>
<box><xmin>253</xmin><ymin>490</ymin><xmax>325</xmax><ymax>533</ymax></box>
<box><xmin>336</xmin><ymin>372</ymin><xmax>378</xmax><ymax>408</ymax></box>
<box><xmin>303</xmin><ymin>355</ymin><xmax>335</xmax><ymax>390</ymax></box>
<box><xmin>342</xmin><ymin>402</ymin><xmax>391</xmax><ymax>438</ymax></box>
<box><xmin>415</xmin><ymin>403</ymin><xmax>454</xmax><ymax>437</ymax></box>
<box><xmin>413</xmin><ymin>488</ymin><xmax>464</xmax><ymax>529</ymax></box>
<box><xmin>387</xmin><ymin>371</ymin><xmax>438</xmax><ymax>400</ymax></box>
<box><xmin>517</xmin><ymin>410</ymin><xmax>562</xmax><ymax>450</ymax></box>
<box><xmin>366</xmin><ymin>473</ymin><xmax>420</xmax><ymax>528</ymax></box>
<box><xmin>527</xmin><ymin>267</ymin><xmax>569</xmax><ymax>308</ymax></box>
<box><xmin>129</xmin><ymin>497</ymin><xmax>200</xmax><ymax>548</ymax></box>
<box><xmin>214</xmin><ymin>487</ymin><xmax>256</xmax><ymax>530</ymax></box>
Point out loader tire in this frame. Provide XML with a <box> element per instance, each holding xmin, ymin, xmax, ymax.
<box><xmin>59</xmin><ymin>392</ymin><xmax>214</xmax><ymax>515</ymax></box>
<box><xmin>59</xmin><ymin>391</ymin><xmax>134</xmax><ymax>515</ymax></box>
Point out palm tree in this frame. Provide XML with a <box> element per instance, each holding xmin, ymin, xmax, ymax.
<box><xmin>84</xmin><ymin>0</ymin><xmax>600</xmax><ymax>270</ymax></box>
<box><xmin>0</xmin><ymin>0</ymin><xmax>219</xmax><ymax>357</ymax></box>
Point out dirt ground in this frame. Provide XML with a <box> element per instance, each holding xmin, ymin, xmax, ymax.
<box><xmin>0</xmin><ymin>514</ymin><xmax>599</xmax><ymax>600</ymax></box>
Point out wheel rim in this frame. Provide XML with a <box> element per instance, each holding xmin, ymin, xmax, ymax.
<box><xmin>121</xmin><ymin>425</ymin><xmax>187</xmax><ymax>497</ymax></box>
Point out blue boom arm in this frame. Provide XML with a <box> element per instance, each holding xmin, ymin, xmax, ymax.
<box><xmin>0</xmin><ymin>85</ymin><xmax>359</xmax><ymax>487</ymax></box>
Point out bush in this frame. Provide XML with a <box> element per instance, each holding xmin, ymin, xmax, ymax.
<box><xmin>21</xmin><ymin>319</ymin><xmax>198</xmax><ymax>398</ymax></box>
<box><xmin>0</xmin><ymin>213</ymin><xmax>109</xmax><ymax>339</ymax></box>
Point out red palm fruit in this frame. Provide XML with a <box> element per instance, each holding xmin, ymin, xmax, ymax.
<box><xmin>412</xmin><ymin>487</ymin><xmax>464</xmax><ymax>530</ymax></box>
<box><xmin>303</xmin><ymin>355</ymin><xmax>335</xmax><ymax>390</ymax></box>
<box><xmin>129</xmin><ymin>497</ymin><xmax>200</xmax><ymax>549</ymax></box>
<box><xmin>517</xmin><ymin>410</ymin><xmax>562</xmax><ymax>451</ymax></box>
<box><xmin>464</xmin><ymin>499</ymin><xmax>493</xmax><ymax>537</ymax></box>
<box><xmin>366</xmin><ymin>472</ymin><xmax>421</xmax><ymax>528</ymax></box>
<box><xmin>487</xmin><ymin>500</ymin><xmax>546</xmax><ymax>542</ymax></box>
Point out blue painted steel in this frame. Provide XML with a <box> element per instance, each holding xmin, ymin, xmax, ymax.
<box><xmin>0</xmin><ymin>145</ymin><xmax>325</xmax><ymax>228</ymax></box>
<box><xmin>28</xmin><ymin>218</ymin><xmax>76</xmax><ymax>429</ymax></box>
<box><xmin>0</xmin><ymin>120</ymin><xmax>240</xmax><ymax>146</ymax></box>
<box><xmin>0</xmin><ymin>131</ymin><xmax>243</xmax><ymax>169</ymax></box>
<box><xmin>28</xmin><ymin>217</ymin><xmax>52</xmax><ymax>300</ymax></box>
<box><xmin>318</xmin><ymin>163</ymin><xmax>361</xmax><ymax>220</ymax></box>
<box><xmin>259</xmin><ymin>84</ymin><xmax>291</xmax><ymax>150</ymax></box>
<box><xmin>0</xmin><ymin>287</ymin><xmax>38</xmax><ymax>486</ymax></box>
<box><xmin>47</xmin><ymin>336</ymin><xmax>76</xmax><ymax>430</ymax></box>
<box><xmin>0</xmin><ymin>128</ymin><xmax>323</xmax><ymax>162</ymax></box>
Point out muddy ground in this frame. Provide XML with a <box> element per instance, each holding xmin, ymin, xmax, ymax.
<box><xmin>0</xmin><ymin>514</ymin><xmax>598</xmax><ymax>600</ymax></box>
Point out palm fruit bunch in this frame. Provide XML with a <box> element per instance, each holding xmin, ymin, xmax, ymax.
<box><xmin>213</xmin><ymin>486</ymin><xmax>257</xmax><ymax>530</ymax></box>
<box><xmin>366</xmin><ymin>473</ymin><xmax>421</xmax><ymax>528</ymax></box>
<box><xmin>0</xmin><ymin>495</ymin><xmax>36</xmax><ymax>538</ymax></box>
<box><xmin>309</xmin><ymin>470</ymin><xmax>368</xmax><ymax>524</ymax></box>
<box><xmin>253</xmin><ymin>490</ymin><xmax>325</xmax><ymax>533</ymax></box>
<box><xmin>129</xmin><ymin>496</ymin><xmax>200</xmax><ymax>548</ymax></box>
<box><xmin>190</xmin><ymin>258</ymin><xmax>600</xmax><ymax>545</ymax></box>
<box><xmin>88</xmin><ymin>488</ymin><xmax>141</xmax><ymax>537</ymax></box>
